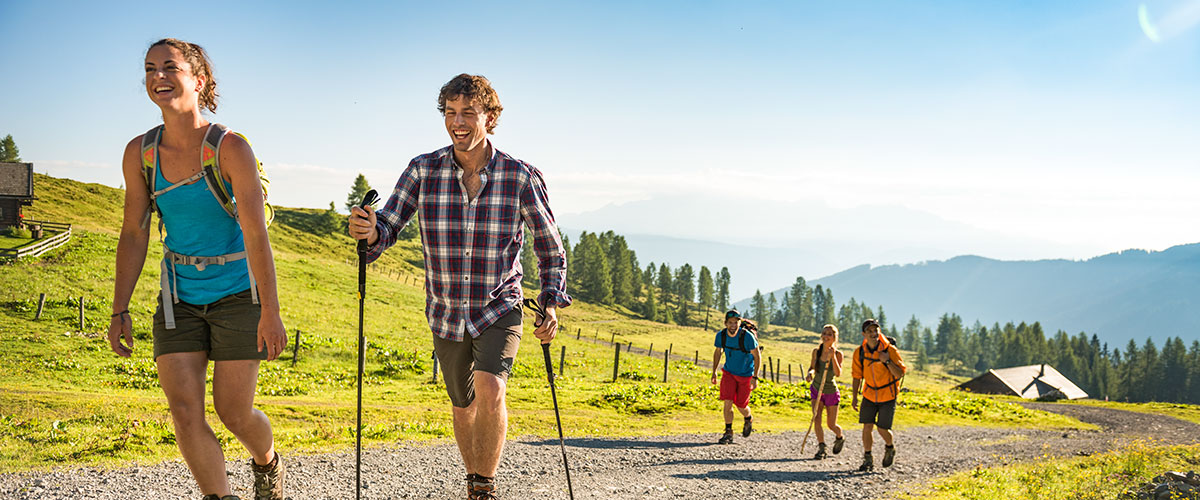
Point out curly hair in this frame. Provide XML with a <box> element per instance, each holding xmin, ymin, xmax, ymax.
<box><xmin>148</xmin><ymin>38</ymin><xmax>219</xmax><ymax>113</ymax></box>
<box><xmin>437</xmin><ymin>74</ymin><xmax>503</xmax><ymax>134</ymax></box>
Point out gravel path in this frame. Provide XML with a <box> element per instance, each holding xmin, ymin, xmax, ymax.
<box><xmin>4</xmin><ymin>403</ymin><xmax>1198</xmax><ymax>499</ymax></box>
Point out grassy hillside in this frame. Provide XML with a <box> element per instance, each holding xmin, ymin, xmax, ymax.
<box><xmin>1</xmin><ymin>174</ymin><xmax>1092</xmax><ymax>471</ymax></box>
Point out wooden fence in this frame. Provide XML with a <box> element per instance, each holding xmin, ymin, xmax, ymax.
<box><xmin>1</xmin><ymin>220</ymin><xmax>72</xmax><ymax>260</ymax></box>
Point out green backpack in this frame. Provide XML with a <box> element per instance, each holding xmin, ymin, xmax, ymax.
<box><xmin>139</xmin><ymin>123</ymin><xmax>273</xmax><ymax>329</ymax></box>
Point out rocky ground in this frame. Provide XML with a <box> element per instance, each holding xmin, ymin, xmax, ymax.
<box><xmin>3</xmin><ymin>403</ymin><xmax>1198</xmax><ymax>499</ymax></box>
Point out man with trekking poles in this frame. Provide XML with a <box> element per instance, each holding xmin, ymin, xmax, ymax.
<box><xmin>348</xmin><ymin>74</ymin><xmax>571</xmax><ymax>500</ymax></box>
<box><xmin>851</xmin><ymin>318</ymin><xmax>906</xmax><ymax>472</ymax></box>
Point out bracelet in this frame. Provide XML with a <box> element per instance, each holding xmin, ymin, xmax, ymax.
<box><xmin>111</xmin><ymin>310</ymin><xmax>129</xmax><ymax>318</ymax></box>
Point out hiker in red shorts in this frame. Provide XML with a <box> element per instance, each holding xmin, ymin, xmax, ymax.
<box><xmin>710</xmin><ymin>310</ymin><xmax>761</xmax><ymax>444</ymax></box>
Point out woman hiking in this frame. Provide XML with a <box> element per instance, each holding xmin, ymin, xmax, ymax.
<box><xmin>804</xmin><ymin>324</ymin><xmax>845</xmax><ymax>459</ymax></box>
<box><xmin>107</xmin><ymin>38</ymin><xmax>286</xmax><ymax>500</ymax></box>
<box><xmin>710</xmin><ymin>310</ymin><xmax>762</xmax><ymax>444</ymax></box>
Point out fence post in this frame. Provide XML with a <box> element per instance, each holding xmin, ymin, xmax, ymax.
<box><xmin>576</xmin><ymin>328</ymin><xmax>581</xmax><ymax>340</ymax></box>
<box><xmin>627</xmin><ymin>341</ymin><xmax>632</xmax><ymax>352</ymax></box>
<box><xmin>694</xmin><ymin>350</ymin><xmax>699</xmax><ymax>365</ymax></box>
<box><xmin>610</xmin><ymin>332</ymin><xmax>615</xmax><ymax>344</ymax></box>
<box><xmin>559</xmin><ymin>345</ymin><xmax>566</xmax><ymax>377</ymax></box>
<box><xmin>35</xmin><ymin>293</ymin><xmax>46</xmax><ymax>320</ymax></box>
<box><xmin>648</xmin><ymin>343</ymin><xmax>653</xmax><ymax>356</ymax></box>
<box><xmin>662</xmin><ymin>350</ymin><xmax>669</xmax><ymax>383</ymax></box>
<box><xmin>788</xmin><ymin>363</ymin><xmax>793</xmax><ymax>384</ymax></box>
<box><xmin>431</xmin><ymin>350</ymin><xmax>439</xmax><ymax>384</ymax></box>
<box><xmin>78</xmin><ymin>296</ymin><xmax>85</xmax><ymax>330</ymax></box>
<box><xmin>613</xmin><ymin>343</ymin><xmax>621</xmax><ymax>382</ymax></box>
<box><xmin>291</xmin><ymin>329</ymin><xmax>302</xmax><ymax>367</ymax></box>
<box><xmin>768</xmin><ymin>357</ymin><xmax>774</xmax><ymax>382</ymax></box>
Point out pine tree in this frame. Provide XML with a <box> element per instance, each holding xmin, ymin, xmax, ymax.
<box><xmin>345</xmin><ymin>173</ymin><xmax>373</xmax><ymax>212</ymax></box>
<box><xmin>644</xmin><ymin>283</ymin><xmax>659</xmax><ymax>321</ymax></box>
<box><xmin>575</xmin><ymin>232</ymin><xmax>612</xmax><ymax>304</ymax></box>
<box><xmin>608</xmin><ymin>235</ymin><xmax>634</xmax><ymax>307</ymax></box>
<box><xmin>813</xmin><ymin>285</ymin><xmax>827</xmax><ymax>327</ymax></box>
<box><xmin>916</xmin><ymin>342</ymin><xmax>928</xmax><ymax>371</ymax></box>
<box><xmin>716</xmin><ymin>267</ymin><xmax>731</xmax><ymax>311</ymax></box>
<box><xmin>397</xmin><ymin>213</ymin><xmax>420</xmax><ymax>240</ymax></box>
<box><xmin>319</xmin><ymin>201</ymin><xmax>342</xmax><ymax>234</ymax></box>
<box><xmin>902</xmin><ymin>316</ymin><xmax>922</xmax><ymax>355</ymax></box>
<box><xmin>674</xmin><ymin>264</ymin><xmax>695</xmax><ymax>325</ymax></box>
<box><xmin>0</xmin><ymin>134</ymin><xmax>21</xmax><ymax>162</ymax></box>
<box><xmin>767</xmin><ymin>292</ymin><xmax>780</xmax><ymax>325</ymax></box>
<box><xmin>751</xmin><ymin>290</ymin><xmax>770</xmax><ymax>330</ymax></box>
<box><xmin>697</xmin><ymin>266</ymin><xmax>714</xmax><ymax>329</ymax></box>
<box><xmin>657</xmin><ymin>263</ymin><xmax>672</xmax><ymax>307</ymax></box>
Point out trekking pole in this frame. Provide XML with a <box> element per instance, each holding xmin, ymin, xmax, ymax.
<box><xmin>523</xmin><ymin>298</ymin><xmax>575</xmax><ymax>500</ymax></box>
<box><xmin>800</xmin><ymin>360</ymin><xmax>833</xmax><ymax>454</ymax></box>
<box><xmin>353</xmin><ymin>189</ymin><xmax>379</xmax><ymax>500</ymax></box>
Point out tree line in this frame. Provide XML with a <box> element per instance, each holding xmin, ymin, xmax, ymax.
<box><xmin>523</xmin><ymin>229</ymin><xmax>734</xmax><ymax>329</ymax></box>
<box><xmin>904</xmin><ymin>313</ymin><xmax>1200</xmax><ymax>404</ymax></box>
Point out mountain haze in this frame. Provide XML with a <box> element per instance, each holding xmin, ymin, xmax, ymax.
<box><xmin>736</xmin><ymin>245</ymin><xmax>1200</xmax><ymax>348</ymax></box>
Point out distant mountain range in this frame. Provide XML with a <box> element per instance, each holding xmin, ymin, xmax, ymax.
<box><xmin>733</xmin><ymin>243</ymin><xmax>1200</xmax><ymax>348</ymax></box>
<box><xmin>558</xmin><ymin>194</ymin><xmax>1100</xmax><ymax>300</ymax></box>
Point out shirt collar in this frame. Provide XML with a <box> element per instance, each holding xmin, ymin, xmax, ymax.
<box><xmin>447</xmin><ymin>139</ymin><xmax>497</xmax><ymax>172</ymax></box>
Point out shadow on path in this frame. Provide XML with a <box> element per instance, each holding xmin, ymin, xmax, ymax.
<box><xmin>671</xmin><ymin>469</ymin><xmax>864</xmax><ymax>483</ymax></box>
<box><xmin>523</xmin><ymin>437</ymin><xmax>713</xmax><ymax>450</ymax></box>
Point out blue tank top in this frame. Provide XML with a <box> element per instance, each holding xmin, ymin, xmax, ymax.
<box><xmin>155</xmin><ymin>163</ymin><xmax>249</xmax><ymax>305</ymax></box>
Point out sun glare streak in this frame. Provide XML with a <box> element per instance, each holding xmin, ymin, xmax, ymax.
<box><xmin>1139</xmin><ymin>4</ymin><xmax>1162</xmax><ymax>42</ymax></box>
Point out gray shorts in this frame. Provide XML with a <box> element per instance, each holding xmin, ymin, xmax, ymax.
<box><xmin>859</xmin><ymin>398</ymin><xmax>897</xmax><ymax>430</ymax></box>
<box><xmin>152</xmin><ymin>288</ymin><xmax>265</xmax><ymax>361</ymax></box>
<box><xmin>432</xmin><ymin>309</ymin><xmax>522</xmax><ymax>408</ymax></box>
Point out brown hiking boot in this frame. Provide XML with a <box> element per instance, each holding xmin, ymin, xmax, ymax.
<box><xmin>718</xmin><ymin>430</ymin><xmax>734</xmax><ymax>444</ymax></box>
<box><xmin>251</xmin><ymin>452</ymin><xmax>283</xmax><ymax>500</ymax></box>
<box><xmin>858</xmin><ymin>451</ymin><xmax>874</xmax><ymax>472</ymax></box>
<box><xmin>813</xmin><ymin>442</ymin><xmax>827</xmax><ymax>460</ymax></box>
<box><xmin>882</xmin><ymin>445</ymin><xmax>896</xmax><ymax>467</ymax></box>
<box><xmin>467</xmin><ymin>473</ymin><xmax>497</xmax><ymax>499</ymax></box>
<box><xmin>832</xmin><ymin>435</ymin><xmax>845</xmax><ymax>454</ymax></box>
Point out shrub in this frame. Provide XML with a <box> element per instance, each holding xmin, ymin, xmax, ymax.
<box><xmin>3</xmin><ymin>225</ymin><xmax>32</xmax><ymax>238</ymax></box>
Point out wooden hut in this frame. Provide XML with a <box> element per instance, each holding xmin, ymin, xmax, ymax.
<box><xmin>956</xmin><ymin>364</ymin><xmax>1088</xmax><ymax>400</ymax></box>
<box><xmin>0</xmin><ymin>162</ymin><xmax>35</xmax><ymax>228</ymax></box>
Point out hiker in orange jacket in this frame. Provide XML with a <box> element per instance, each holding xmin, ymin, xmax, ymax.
<box><xmin>851</xmin><ymin>319</ymin><xmax>906</xmax><ymax>472</ymax></box>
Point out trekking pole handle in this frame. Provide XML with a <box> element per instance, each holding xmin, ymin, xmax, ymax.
<box><xmin>355</xmin><ymin>190</ymin><xmax>380</xmax><ymax>254</ymax></box>
<box><xmin>355</xmin><ymin>190</ymin><xmax>380</xmax><ymax>296</ymax></box>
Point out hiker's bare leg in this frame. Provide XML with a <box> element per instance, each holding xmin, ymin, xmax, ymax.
<box><xmin>470</xmin><ymin>370</ymin><xmax>508</xmax><ymax>477</ymax></box>
<box><xmin>862</xmin><ymin>423</ymin><xmax>875</xmax><ymax>452</ymax></box>
<box><xmin>722</xmin><ymin>400</ymin><xmax>735</xmax><ymax>425</ymax></box>
<box><xmin>826</xmin><ymin>405</ymin><xmax>843</xmax><ymax>438</ymax></box>
<box><xmin>736</xmin><ymin>405</ymin><xmax>751</xmax><ymax>418</ymax></box>
<box><xmin>813</xmin><ymin>402</ymin><xmax>825</xmax><ymax>442</ymax></box>
<box><xmin>451</xmin><ymin>400</ymin><xmax>478</xmax><ymax>473</ymax></box>
<box><xmin>213</xmin><ymin>359</ymin><xmax>275</xmax><ymax>465</ymax></box>
<box><xmin>876</xmin><ymin>426</ymin><xmax>894</xmax><ymax>446</ymax></box>
<box><xmin>158</xmin><ymin>352</ymin><xmax>231</xmax><ymax>496</ymax></box>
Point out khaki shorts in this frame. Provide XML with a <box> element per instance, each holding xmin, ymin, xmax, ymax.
<box><xmin>152</xmin><ymin>288</ymin><xmax>266</xmax><ymax>361</ymax></box>
<box><xmin>432</xmin><ymin>308</ymin><xmax>522</xmax><ymax>408</ymax></box>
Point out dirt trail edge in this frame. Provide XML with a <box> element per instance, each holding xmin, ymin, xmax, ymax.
<box><xmin>3</xmin><ymin>403</ymin><xmax>1197</xmax><ymax>499</ymax></box>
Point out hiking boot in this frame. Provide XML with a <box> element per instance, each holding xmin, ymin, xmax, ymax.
<box><xmin>813</xmin><ymin>442</ymin><xmax>827</xmax><ymax>460</ymax></box>
<box><xmin>467</xmin><ymin>473</ymin><xmax>497</xmax><ymax>500</ymax></box>
<box><xmin>882</xmin><ymin>445</ymin><xmax>896</xmax><ymax>467</ymax></box>
<box><xmin>832</xmin><ymin>436</ymin><xmax>845</xmax><ymax>454</ymax></box>
<box><xmin>251</xmin><ymin>452</ymin><xmax>283</xmax><ymax>500</ymax></box>
<box><xmin>718</xmin><ymin>431</ymin><xmax>734</xmax><ymax>445</ymax></box>
<box><xmin>858</xmin><ymin>452</ymin><xmax>874</xmax><ymax>472</ymax></box>
<box><xmin>742</xmin><ymin>417</ymin><xmax>753</xmax><ymax>437</ymax></box>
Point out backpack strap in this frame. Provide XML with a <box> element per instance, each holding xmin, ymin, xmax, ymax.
<box><xmin>201</xmin><ymin>123</ymin><xmax>238</xmax><ymax>219</ymax></box>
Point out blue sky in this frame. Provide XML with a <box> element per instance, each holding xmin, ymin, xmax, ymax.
<box><xmin>2</xmin><ymin>1</ymin><xmax>1198</xmax><ymax>268</ymax></box>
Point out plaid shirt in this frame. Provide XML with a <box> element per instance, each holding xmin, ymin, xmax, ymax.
<box><xmin>366</xmin><ymin>142</ymin><xmax>571</xmax><ymax>341</ymax></box>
